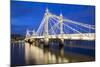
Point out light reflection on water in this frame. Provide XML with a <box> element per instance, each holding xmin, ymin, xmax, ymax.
<box><xmin>25</xmin><ymin>42</ymin><xmax>69</xmax><ymax>65</ymax></box>
<box><xmin>11</xmin><ymin>40</ymin><xmax>95</xmax><ymax>66</ymax></box>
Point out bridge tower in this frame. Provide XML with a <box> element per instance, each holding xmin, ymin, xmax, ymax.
<box><xmin>44</xmin><ymin>8</ymin><xmax>49</xmax><ymax>43</ymax></box>
<box><xmin>59</xmin><ymin>13</ymin><xmax>64</xmax><ymax>43</ymax></box>
<box><xmin>59</xmin><ymin>13</ymin><xmax>63</xmax><ymax>35</ymax></box>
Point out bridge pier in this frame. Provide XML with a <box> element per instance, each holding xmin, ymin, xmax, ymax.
<box><xmin>27</xmin><ymin>39</ymin><xmax>34</xmax><ymax>45</ymax></box>
<box><xmin>61</xmin><ymin>38</ymin><xmax>64</xmax><ymax>44</ymax></box>
<box><xmin>59</xmin><ymin>38</ymin><xmax>64</xmax><ymax>49</ymax></box>
<box><xmin>44</xmin><ymin>38</ymin><xmax>49</xmax><ymax>47</ymax></box>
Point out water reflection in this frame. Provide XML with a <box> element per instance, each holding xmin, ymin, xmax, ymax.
<box><xmin>25</xmin><ymin>42</ymin><xmax>69</xmax><ymax>64</ymax></box>
<box><xmin>11</xmin><ymin>40</ymin><xmax>95</xmax><ymax>66</ymax></box>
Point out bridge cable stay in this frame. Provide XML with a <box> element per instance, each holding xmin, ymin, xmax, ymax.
<box><xmin>50</xmin><ymin>15</ymin><xmax>75</xmax><ymax>34</ymax></box>
<box><xmin>63</xmin><ymin>23</ymin><xmax>82</xmax><ymax>34</ymax></box>
<box><xmin>50</xmin><ymin>16</ymin><xmax>59</xmax><ymax>23</ymax></box>
<box><xmin>37</xmin><ymin>23</ymin><xmax>44</xmax><ymax>36</ymax></box>
<box><xmin>63</xmin><ymin>21</ymin><xmax>92</xmax><ymax>33</ymax></box>
<box><xmin>48</xmin><ymin>18</ymin><xmax>59</xmax><ymax>34</ymax></box>
<box><xmin>48</xmin><ymin>18</ymin><xmax>56</xmax><ymax>35</ymax></box>
<box><xmin>74</xmin><ymin>25</ymin><xmax>91</xmax><ymax>33</ymax></box>
<box><xmin>78</xmin><ymin>27</ymin><xmax>90</xmax><ymax>33</ymax></box>
<box><xmin>40</xmin><ymin>22</ymin><xmax>47</xmax><ymax>36</ymax></box>
<box><xmin>36</xmin><ymin>15</ymin><xmax>46</xmax><ymax>35</ymax></box>
<box><xmin>40</xmin><ymin>25</ymin><xmax>44</xmax><ymax>36</ymax></box>
<box><xmin>50</xmin><ymin>13</ymin><xmax>95</xmax><ymax>30</ymax></box>
<box><xmin>63</xmin><ymin>18</ymin><xmax>95</xmax><ymax>30</ymax></box>
<box><xmin>48</xmin><ymin>17</ymin><xmax>60</xmax><ymax>34</ymax></box>
<box><xmin>48</xmin><ymin>23</ymin><xmax>59</xmax><ymax>35</ymax></box>
<box><xmin>36</xmin><ymin>20</ymin><xmax>45</xmax><ymax>35</ymax></box>
<box><xmin>49</xmin><ymin>13</ymin><xmax>60</xmax><ymax>20</ymax></box>
<box><xmin>50</xmin><ymin>14</ymin><xmax>77</xmax><ymax>34</ymax></box>
<box><xmin>64</xmin><ymin>24</ymin><xmax>88</xmax><ymax>33</ymax></box>
<box><xmin>50</xmin><ymin>16</ymin><xmax>73</xmax><ymax>35</ymax></box>
<box><xmin>63</xmin><ymin>23</ymin><xmax>91</xmax><ymax>37</ymax></box>
<box><xmin>62</xmin><ymin>16</ymin><xmax>95</xmax><ymax>28</ymax></box>
<box><xmin>49</xmin><ymin>17</ymin><xmax>60</xmax><ymax>30</ymax></box>
<box><xmin>63</xmin><ymin>24</ymin><xmax>72</xmax><ymax>34</ymax></box>
<box><xmin>49</xmin><ymin>15</ymin><xmax>87</xmax><ymax>37</ymax></box>
<box><xmin>48</xmin><ymin>16</ymin><xmax>59</xmax><ymax>30</ymax></box>
<box><xmin>63</xmin><ymin>22</ymin><xmax>79</xmax><ymax>34</ymax></box>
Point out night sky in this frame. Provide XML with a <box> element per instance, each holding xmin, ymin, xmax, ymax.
<box><xmin>11</xmin><ymin>1</ymin><xmax>95</xmax><ymax>35</ymax></box>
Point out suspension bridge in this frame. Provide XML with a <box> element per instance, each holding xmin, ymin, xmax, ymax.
<box><xmin>25</xmin><ymin>8</ymin><xmax>95</xmax><ymax>42</ymax></box>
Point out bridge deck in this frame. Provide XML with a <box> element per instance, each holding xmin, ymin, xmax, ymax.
<box><xmin>25</xmin><ymin>33</ymin><xmax>95</xmax><ymax>40</ymax></box>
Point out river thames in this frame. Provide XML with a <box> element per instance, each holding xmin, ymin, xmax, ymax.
<box><xmin>11</xmin><ymin>39</ymin><xmax>95</xmax><ymax>66</ymax></box>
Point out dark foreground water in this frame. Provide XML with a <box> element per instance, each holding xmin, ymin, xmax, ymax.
<box><xmin>11</xmin><ymin>40</ymin><xmax>95</xmax><ymax>66</ymax></box>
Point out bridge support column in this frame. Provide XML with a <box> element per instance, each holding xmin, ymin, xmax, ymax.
<box><xmin>60</xmin><ymin>13</ymin><xmax>63</xmax><ymax>37</ymax></box>
<box><xmin>61</xmin><ymin>38</ymin><xmax>64</xmax><ymax>43</ymax></box>
<box><xmin>44</xmin><ymin>8</ymin><xmax>49</xmax><ymax>47</ymax></box>
<box><xmin>59</xmin><ymin>13</ymin><xmax>64</xmax><ymax>46</ymax></box>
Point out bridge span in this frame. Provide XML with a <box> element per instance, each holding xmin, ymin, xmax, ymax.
<box><xmin>25</xmin><ymin>8</ymin><xmax>95</xmax><ymax>42</ymax></box>
<box><xmin>25</xmin><ymin>33</ymin><xmax>95</xmax><ymax>41</ymax></box>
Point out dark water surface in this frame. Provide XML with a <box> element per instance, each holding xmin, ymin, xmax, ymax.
<box><xmin>11</xmin><ymin>40</ymin><xmax>95</xmax><ymax>66</ymax></box>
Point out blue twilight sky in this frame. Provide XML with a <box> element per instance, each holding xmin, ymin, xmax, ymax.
<box><xmin>11</xmin><ymin>1</ymin><xmax>95</xmax><ymax>35</ymax></box>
